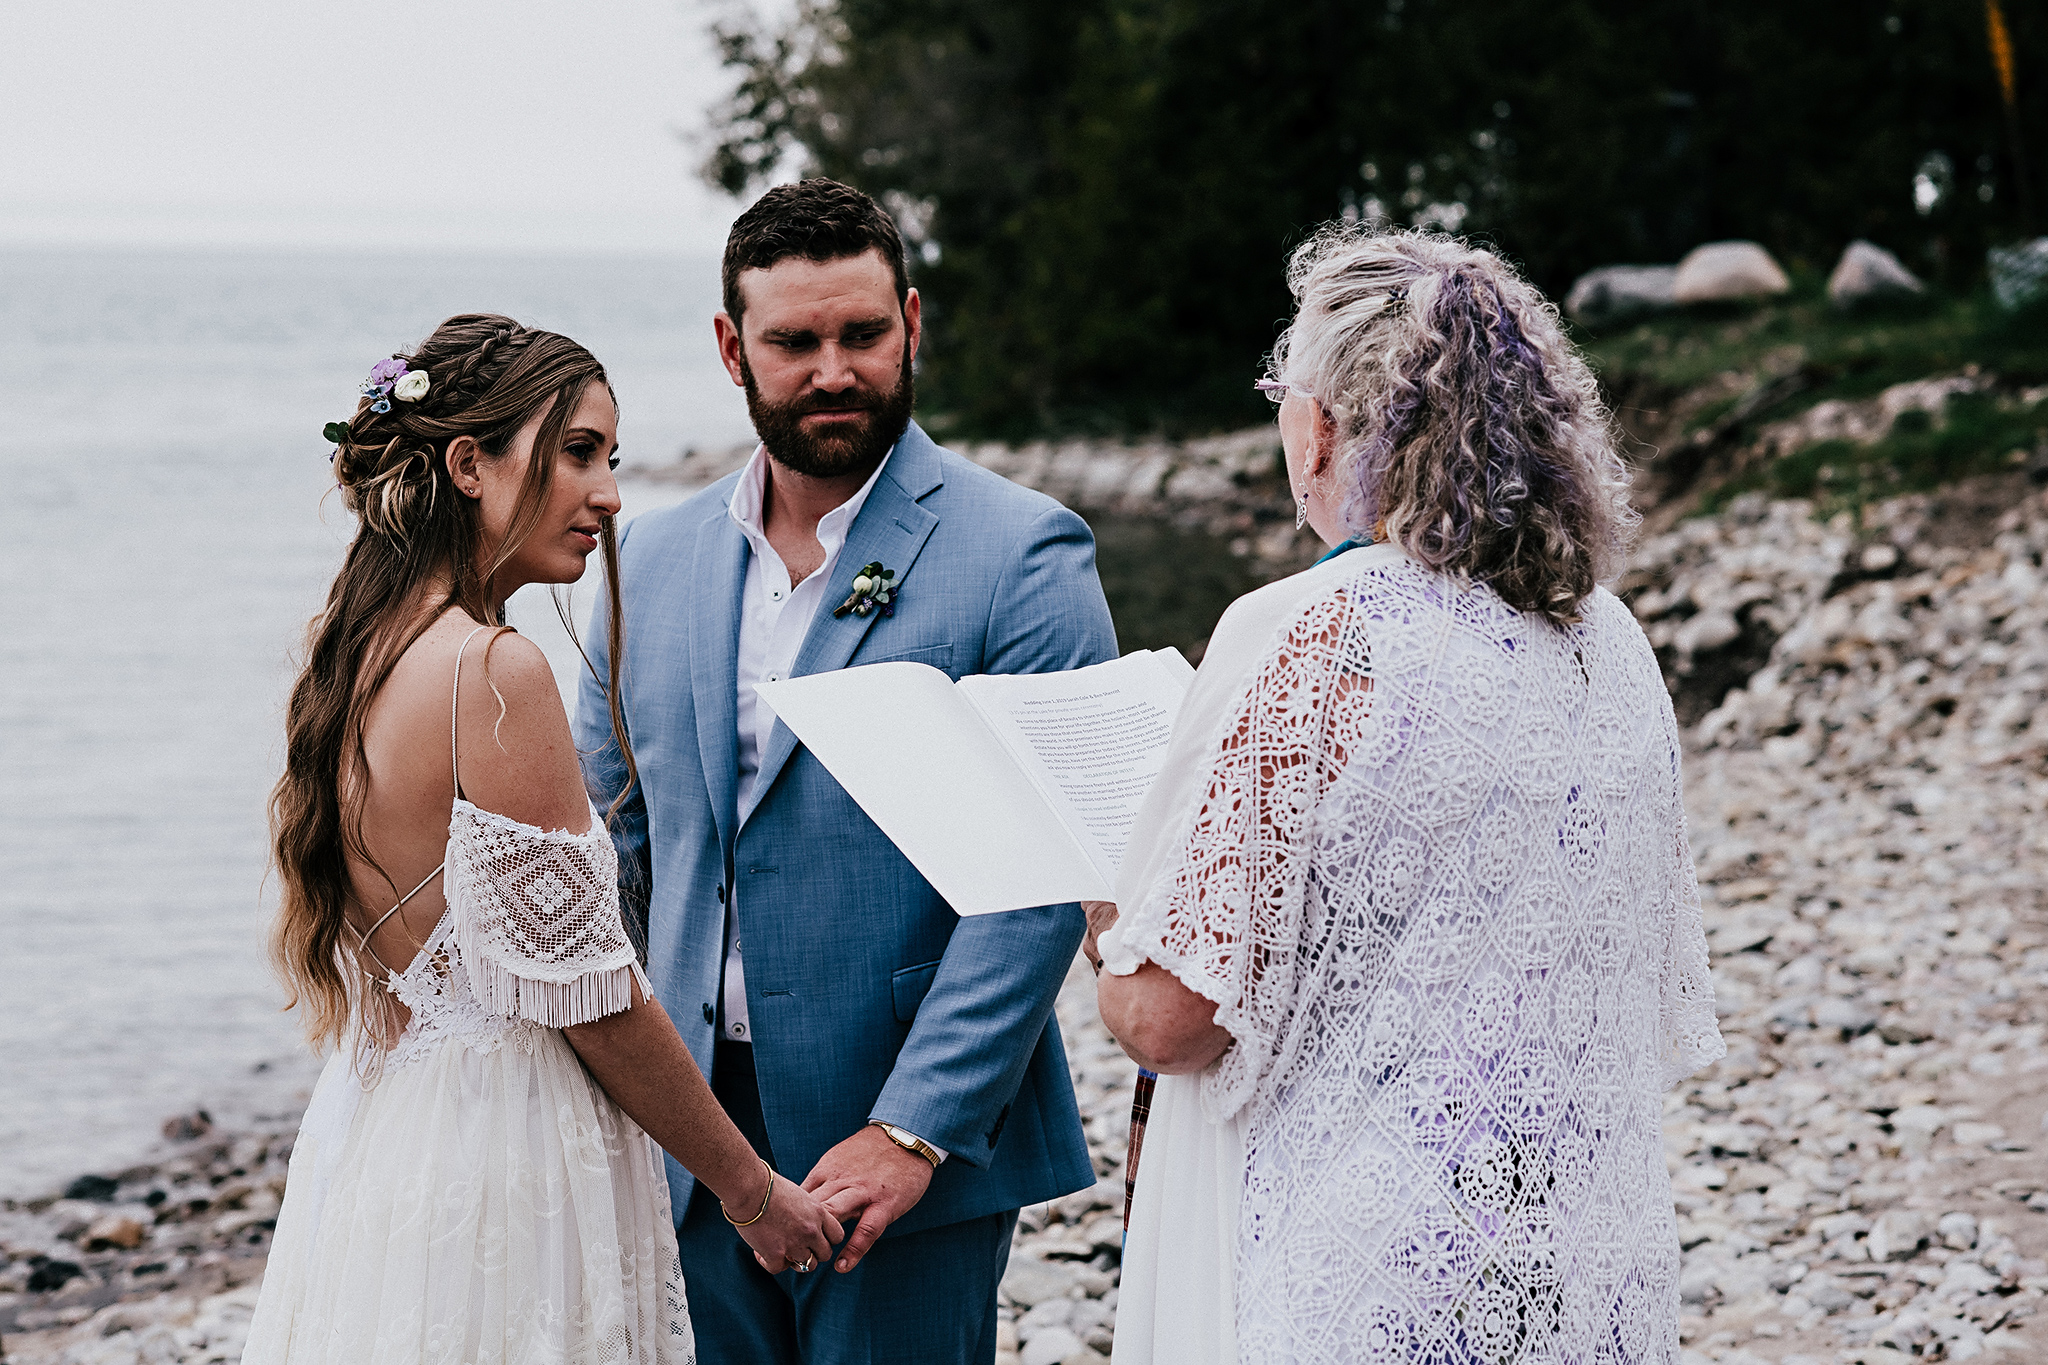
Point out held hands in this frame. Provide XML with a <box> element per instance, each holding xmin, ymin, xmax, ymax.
<box><xmin>1082</xmin><ymin>900</ymin><xmax>1119</xmax><ymax>973</ymax></box>
<box><xmin>800</xmin><ymin>1124</ymin><xmax>936</xmax><ymax>1273</ymax></box>
<box><xmin>721</xmin><ymin>1163</ymin><xmax>840</xmax><ymax>1276</ymax></box>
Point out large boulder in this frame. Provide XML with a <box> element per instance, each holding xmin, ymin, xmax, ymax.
<box><xmin>1564</xmin><ymin>265</ymin><xmax>1678</xmax><ymax>326</ymax></box>
<box><xmin>1989</xmin><ymin>237</ymin><xmax>2048</xmax><ymax>310</ymax></box>
<box><xmin>1672</xmin><ymin>241</ymin><xmax>1791</xmax><ymax>304</ymax></box>
<box><xmin>1827</xmin><ymin>240</ymin><xmax>1924</xmax><ymax>307</ymax></box>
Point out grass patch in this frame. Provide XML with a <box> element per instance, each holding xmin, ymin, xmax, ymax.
<box><xmin>1580</xmin><ymin>284</ymin><xmax>2048</xmax><ymax>435</ymax></box>
<box><xmin>1699</xmin><ymin>392</ymin><xmax>2048</xmax><ymax>518</ymax></box>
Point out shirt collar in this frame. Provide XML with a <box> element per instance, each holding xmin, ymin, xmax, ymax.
<box><xmin>728</xmin><ymin>441</ymin><xmax>896</xmax><ymax>558</ymax></box>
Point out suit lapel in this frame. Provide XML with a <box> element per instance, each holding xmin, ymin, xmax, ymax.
<box><xmin>740</xmin><ymin>427</ymin><xmax>944</xmax><ymax>825</ymax></box>
<box><xmin>688</xmin><ymin>506</ymin><xmax>749</xmax><ymax>858</ymax></box>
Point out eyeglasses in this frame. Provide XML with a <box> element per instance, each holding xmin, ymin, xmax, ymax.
<box><xmin>1255</xmin><ymin>378</ymin><xmax>1310</xmax><ymax>405</ymax></box>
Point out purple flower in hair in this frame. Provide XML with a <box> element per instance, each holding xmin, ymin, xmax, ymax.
<box><xmin>367</xmin><ymin>358</ymin><xmax>409</xmax><ymax>386</ymax></box>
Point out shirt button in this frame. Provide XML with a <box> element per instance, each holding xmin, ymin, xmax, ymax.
<box><xmin>766</xmin><ymin>672</ymin><xmax>782</xmax><ymax>683</ymax></box>
<box><xmin>770</xmin><ymin>588</ymin><xmax>784</xmax><ymax>601</ymax></box>
<box><xmin>733</xmin><ymin>1022</ymin><xmax>747</xmax><ymax>1038</ymax></box>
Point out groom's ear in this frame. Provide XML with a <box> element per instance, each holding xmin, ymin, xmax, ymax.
<box><xmin>902</xmin><ymin>287</ymin><xmax>922</xmax><ymax>366</ymax></box>
<box><xmin>714</xmin><ymin>312</ymin><xmax>746</xmax><ymax>388</ymax></box>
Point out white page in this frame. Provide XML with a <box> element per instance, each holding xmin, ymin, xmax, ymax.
<box><xmin>753</xmin><ymin>662</ymin><xmax>1113</xmax><ymax>914</ymax></box>
<box><xmin>956</xmin><ymin>651</ymin><xmax>1191</xmax><ymax>884</ymax></box>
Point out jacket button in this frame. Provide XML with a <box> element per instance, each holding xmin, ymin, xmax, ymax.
<box><xmin>717</xmin><ymin>883</ymin><xmax>727</xmax><ymax>904</ymax></box>
<box><xmin>702</xmin><ymin>1003</ymin><xmax>715</xmax><ymax>1025</ymax></box>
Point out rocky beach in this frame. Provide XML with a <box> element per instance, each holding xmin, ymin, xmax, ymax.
<box><xmin>9</xmin><ymin>386</ymin><xmax>2048</xmax><ymax>1363</ymax></box>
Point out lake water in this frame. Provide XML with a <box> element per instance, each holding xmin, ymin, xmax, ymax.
<box><xmin>0</xmin><ymin>247</ymin><xmax>755</xmax><ymax>1198</ymax></box>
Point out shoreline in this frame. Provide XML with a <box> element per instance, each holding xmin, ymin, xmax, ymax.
<box><xmin>11</xmin><ymin>443</ymin><xmax>2048</xmax><ymax>1362</ymax></box>
<box><xmin>0</xmin><ymin>1117</ymin><xmax>296</xmax><ymax>1362</ymax></box>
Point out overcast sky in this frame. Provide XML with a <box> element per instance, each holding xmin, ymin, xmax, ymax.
<box><xmin>0</xmin><ymin>0</ymin><xmax>768</xmax><ymax>255</ymax></box>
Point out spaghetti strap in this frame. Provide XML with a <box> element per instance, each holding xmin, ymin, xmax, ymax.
<box><xmin>352</xmin><ymin>621</ymin><xmax>492</xmax><ymax>982</ymax></box>
<box><xmin>350</xmin><ymin>862</ymin><xmax>446</xmax><ymax>978</ymax></box>
<box><xmin>451</xmin><ymin>624</ymin><xmax>493</xmax><ymax>802</ymax></box>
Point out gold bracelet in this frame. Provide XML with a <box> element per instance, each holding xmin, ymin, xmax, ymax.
<box><xmin>721</xmin><ymin>1158</ymin><xmax>775</xmax><ymax>1227</ymax></box>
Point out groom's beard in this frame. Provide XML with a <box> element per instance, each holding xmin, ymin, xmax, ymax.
<box><xmin>741</xmin><ymin>343</ymin><xmax>915</xmax><ymax>479</ymax></box>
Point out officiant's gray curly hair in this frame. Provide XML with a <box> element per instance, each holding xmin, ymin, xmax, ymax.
<box><xmin>1269</xmin><ymin>226</ymin><xmax>1635</xmax><ymax>624</ymax></box>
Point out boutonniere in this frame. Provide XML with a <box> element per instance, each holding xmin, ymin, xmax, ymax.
<box><xmin>833</xmin><ymin>562</ymin><xmax>899</xmax><ymax>618</ymax></box>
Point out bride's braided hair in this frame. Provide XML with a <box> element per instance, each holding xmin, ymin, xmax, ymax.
<box><xmin>275</xmin><ymin>313</ymin><xmax>639</xmax><ymax>1052</ymax></box>
<box><xmin>330</xmin><ymin>316</ymin><xmax>545</xmax><ymax>545</ymax></box>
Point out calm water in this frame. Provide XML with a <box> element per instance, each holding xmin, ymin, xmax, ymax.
<box><xmin>0</xmin><ymin>247</ymin><xmax>752</xmax><ymax>1197</ymax></box>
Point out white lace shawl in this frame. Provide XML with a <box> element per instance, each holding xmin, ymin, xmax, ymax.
<box><xmin>443</xmin><ymin>798</ymin><xmax>651</xmax><ymax>1029</ymax></box>
<box><xmin>1104</xmin><ymin>551</ymin><xmax>1723</xmax><ymax>1362</ymax></box>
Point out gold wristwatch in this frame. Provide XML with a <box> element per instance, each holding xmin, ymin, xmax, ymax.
<box><xmin>870</xmin><ymin>1121</ymin><xmax>942</xmax><ymax>1168</ymax></box>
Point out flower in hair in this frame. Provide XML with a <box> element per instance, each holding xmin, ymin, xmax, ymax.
<box><xmin>359</xmin><ymin>358</ymin><xmax>427</xmax><ymax>414</ymax></box>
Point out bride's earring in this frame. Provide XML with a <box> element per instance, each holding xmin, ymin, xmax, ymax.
<box><xmin>1295</xmin><ymin>494</ymin><xmax>1308</xmax><ymax>531</ymax></box>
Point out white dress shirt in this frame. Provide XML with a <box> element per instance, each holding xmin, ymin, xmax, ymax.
<box><xmin>724</xmin><ymin>442</ymin><xmax>892</xmax><ymax>1047</ymax></box>
<box><xmin>721</xmin><ymin>444</ymin><xmax>947</xmax><ymax>1162</ymax></box>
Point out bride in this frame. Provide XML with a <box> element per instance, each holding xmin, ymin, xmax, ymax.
<box><xmin>247</xmin><ymin>314</ymin><xmax>838</xmax><ymax>1364</ymax></box>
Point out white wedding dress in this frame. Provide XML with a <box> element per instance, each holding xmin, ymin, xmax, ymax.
<box><xmin>245</xmin><ymin>628</ymin><xmax>694</xmax><ymax>1365</ymax></box>
<box><xmin>1103</xmin><ymin>545</ymin><xmax>1724</xmax><ymax>1364</ymax></box>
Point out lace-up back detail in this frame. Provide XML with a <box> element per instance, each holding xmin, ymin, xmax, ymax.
<box><xmin>359</xmin><ymin>624</ymin><xmax>651</xmax><ymax>1075</ymax></box>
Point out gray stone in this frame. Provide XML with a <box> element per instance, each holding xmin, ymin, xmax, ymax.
<box><xmin>1672</xmin><ymin>241</ymin><xmax>1792</xmax><ymax>304</ymax></box>
<box><xmin>1814</xmin><ymin>996</ymin><xmax>1877</xmax><ymax>1034</ymax></box>
<box><xmin>1868</xmin><ymin>1209</ymin><xmax>1933</xmax><ymax>1262</ymax></box>
<box><xmin>1989</xmin><ymin>237</ymin><xmax>2048</xmax><ymax>310</ymax></box>
<box><xmin>1938</xmin><ymin>1212</ymin><xmax>1979</xmax><ymax>1250</ymax></box>
<box><xmin>1016</xmin><ymin>1299</ymin><xmax>1075</xmax><ymax>1341</ymax></box>
<box><xmin>1564</xmin><ymin>265</ymin><xmax>1678</xmax><ymax>326</ymax></box>
<box><xmin>1828</xmin><ymin>240</ymin><xmax>1925</xmax><ymax>307</ymax></box>
<box><xmin>1020</xmin><ymin>1327</ymin><xmax>1084</xmax><ymax>1365</ymax></box>
<box><xmin>1001</xmin><ymin>1255</ymin><xmax>1084</xmax><ymax>1308</ymax></box>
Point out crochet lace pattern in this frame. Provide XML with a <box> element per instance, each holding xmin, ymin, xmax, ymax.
<box><xmin>1107</xmin><ymin>557</ymin><xmax>1723</xmax><ymax>1363</ymax></box>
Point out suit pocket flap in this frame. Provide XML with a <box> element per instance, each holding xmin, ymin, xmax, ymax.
<box><xmin>890</xmin><ymin>959</ymin><xmax>943</xmax><ymax>1022</ymax></box>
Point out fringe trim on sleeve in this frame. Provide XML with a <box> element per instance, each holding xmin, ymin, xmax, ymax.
<box><xmin>467</xmin><ymin>956</ymin><xmax>652</xmax><ymax>1029</ymax></box>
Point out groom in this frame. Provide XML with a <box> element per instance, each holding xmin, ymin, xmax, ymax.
<box><xmin>576</xmin><ymin>178</ymin><xmax>1115</xmax><ymax>1362</ymax></box>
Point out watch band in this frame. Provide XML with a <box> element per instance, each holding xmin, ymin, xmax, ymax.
<box><xmin>870</xmin><ymin>1121</ymin><xmax>942</xmax><ymax>1168</ymax></box>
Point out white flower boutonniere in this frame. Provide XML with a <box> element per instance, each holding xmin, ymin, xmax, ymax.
<box><xmin>833</xmin><ymin>562</ymin><xmax>899</xmax><ymax>618</ymax></box>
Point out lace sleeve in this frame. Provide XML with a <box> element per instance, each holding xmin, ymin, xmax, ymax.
<box><xmin>1657</xmin><ymin>744</ymin><xmax>1725</xmax><ymax>1085</ymax></box>
<box><xmin>446</xmin><ymin>802</ymin><xmax>652</xmax><ymax>1028</ymax></box>
<box><xmin>1104</xmin><ymin>588</ymin><xmax>1372</xmax><ymax>1121</ymax></box>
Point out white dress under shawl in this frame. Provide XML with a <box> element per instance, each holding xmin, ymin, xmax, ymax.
<box><xmin>245</xmin><ymin>630</ymin><xmax>694</xmax><ymax>1365</ymax></box>
<box><xmin>1102</xmin><ymin>544</ymin><xmax>1724</xmax><ymax>1364</ymax></box>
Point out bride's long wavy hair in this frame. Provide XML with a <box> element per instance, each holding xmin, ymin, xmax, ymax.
<box><xmin>1270</xmin><ymin>226</ymin><xmax>1636</xmax><ymax>624</ymax></box>
<box><xmin>270</xmin><ymin>313</ymin><xmax>638</xmax><ymax>1051</ymax></box>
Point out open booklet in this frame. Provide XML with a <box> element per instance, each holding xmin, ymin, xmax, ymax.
<box><xmin>754</xmin><ymin>649</ymin><xmax>1196</xmax><ymax>914</ymax></box>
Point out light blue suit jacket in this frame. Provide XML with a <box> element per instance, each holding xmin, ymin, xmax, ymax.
<box><xmin>575</xmin><ymin>422</ymin><xmax>1116</xmax><ymax>1236</ymax></box>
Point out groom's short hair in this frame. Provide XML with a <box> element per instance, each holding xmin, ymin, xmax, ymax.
<box><xmin>721</xmin><ymin>178</ymin><xmax>910</xmax><ymax>327</ymax></box>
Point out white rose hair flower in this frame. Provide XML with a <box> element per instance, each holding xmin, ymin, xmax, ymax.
<box><xmin>392</xmin><ymin>369</ymin><xmax>431</xmax><ymax>402</ymax></box>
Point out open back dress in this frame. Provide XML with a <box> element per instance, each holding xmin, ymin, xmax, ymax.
<box><xmin>245</xmin><ymin>626</ymin><xmax>695</xmax><ymax>1365</ymax></box>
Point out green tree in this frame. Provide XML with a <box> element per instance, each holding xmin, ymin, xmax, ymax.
<box><xmin>706</xmin><ymin>0</ymin><xmax>2047</xmax><ymax>437</ymax></box>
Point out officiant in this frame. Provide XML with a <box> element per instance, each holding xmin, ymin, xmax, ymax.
<box><xmin>574</xmin><ymin>178</ymin><xmax>1118</xmax><ymax>1364</ymax></box>
<box><xmin>1087</xmin><ymin>225</ymin><xmax>1722</xmax><ymax>1364</ymax></box>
